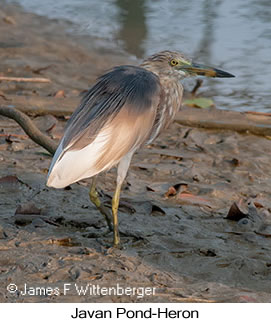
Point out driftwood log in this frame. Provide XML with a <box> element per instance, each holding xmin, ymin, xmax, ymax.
<box><xmin>2</xmin><ymin>94</ymin><xmax>271</xmax><ymax>137</ymax></box>
<box><xmin>0</xmin><ymin>95</ymin><xmax>78</xmax><ymax>116</ymax></box>
<box><xmin>175</xmin><ymin>106</ymin><xmax>271</xmax><ymax>137</ymax></box>
<box><xmin>2</xmin><ymin>95</ymin><xmax>271</xmax><ymax>136</ymax></box>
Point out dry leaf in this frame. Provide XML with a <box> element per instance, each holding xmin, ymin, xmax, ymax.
<box><xmin>164</xmin><ymin>186</ymin><xmax>177</xmax><ymax>198</ymax></box>
<box><xmin>165</xmin><ymin>183</ymin><xmax>188</xmax><ymax>198</ymax></box>
<box><xmin>183</xmin><ymin>97</ymin><xmax>214</xmax><ymax>109</ymax></box>
<box><xmin>253</xmin><ymin>201</ymin><xmax>264</xmax><ymax>208</ymax></box>
<box><xmin>226</xmin><ymin>201</ymin><xmax>248</xmax><ymax>221</ymax></box>
<box><xmin>54</xmin><ymin>90</ymin><xmax>65</xmax><ymax>98</ymax></box>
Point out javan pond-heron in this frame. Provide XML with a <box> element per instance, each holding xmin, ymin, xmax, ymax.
<box><xmin>47</xmin><ymin>50</ymin><xmax>234</xmax><ymax>247</ymax></box>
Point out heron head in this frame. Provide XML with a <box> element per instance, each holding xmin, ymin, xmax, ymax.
<box><xmin>142</xmin><ymin>50</ymin><xmax>235</xmax><ymax>79</ymax></box>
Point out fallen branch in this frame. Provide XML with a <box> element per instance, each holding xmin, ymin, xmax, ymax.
<box><xmin>0</xmin><ymin>106</ymin><xmax>57</xmax><ymax>155</ymax></box>
<box><xmin>0</xmin><ymin>76</ymin><xmax>51</xmax><ymax>83</ymax></box>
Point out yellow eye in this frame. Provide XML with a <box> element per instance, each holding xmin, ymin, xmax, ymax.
<box><xmin>170</xmin><ymin>59</ymin><xmax>178</xmax><ymax>66</ymax></box>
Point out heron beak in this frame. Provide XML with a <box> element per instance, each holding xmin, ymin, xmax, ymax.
<box><xmin>180</xmin><ymin>62</ymin><xmax>235</xmax><ymax>78</ymax></box>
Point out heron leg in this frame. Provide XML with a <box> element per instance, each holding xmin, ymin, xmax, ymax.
<box><xmin>112</xmin><ymin>183</ymin><xmax>121</xmax><ymax>247</ymax></box>
<box><xmin>112</xmin><ymin>151</ymin><xmax>134</xmax><ymax>247</ymax></box>
<box><xmin>89</xmin><ymin>176</ymin><xmax>113</xmax><ymax>232</ymax></box>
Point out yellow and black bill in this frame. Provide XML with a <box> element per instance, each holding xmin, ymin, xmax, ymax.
<box><xmin>180</xmin><ymin>62</ymin><xmax>235</xmax><ymax>78</ymax></box>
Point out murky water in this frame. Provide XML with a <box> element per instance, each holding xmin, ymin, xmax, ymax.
<box><xmin>7</xmin><ymin>0</ymin><xmax>271</xmax><ymax>112</ymax></box>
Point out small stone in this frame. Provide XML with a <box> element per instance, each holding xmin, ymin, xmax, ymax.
<box><xmin>3</xmin><ymin>16</ymin><xmax>16</xmax><ymax>25</ymax></box>
<box><xmin>31</xmin><ymin>218</ymin><xmax>47</xmax><ymax>228</ymax></box>
<box><xmin>11</xmin><ymin>142</ymin><xmax>26</xmax><ymax>152</ymax></box>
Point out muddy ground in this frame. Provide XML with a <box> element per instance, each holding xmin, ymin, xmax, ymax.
<box><xmin>1</xmin><ymin>3</ymin><xmax>271</xmax><ymax>303</ymax></box>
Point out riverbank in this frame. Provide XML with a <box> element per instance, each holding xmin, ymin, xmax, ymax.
<box><xmin>1</xmin><ymin>3</ymin><xmax>271</xmax><ymax>303</ymax></box>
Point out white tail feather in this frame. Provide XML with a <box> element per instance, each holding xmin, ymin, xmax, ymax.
<box><xmin>47</xmin><ymin>128</ymin><xmax>115</xmax><ymax>188</ymax></box>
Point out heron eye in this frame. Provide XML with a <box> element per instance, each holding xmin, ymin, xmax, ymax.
<box><xmin>170</xmin><ymin>59</ymin><xmax>178</xmax><ymax>66</ymax></box>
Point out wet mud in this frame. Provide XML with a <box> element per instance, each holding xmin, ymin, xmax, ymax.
<box><xmin>1</xmin><ymin>3</ymin><xmax>271</xmax><ymax>303</ymax></box>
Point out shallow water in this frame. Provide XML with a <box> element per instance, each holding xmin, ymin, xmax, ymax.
<box><xmin>7</xmin><ymin>0</ymin><xmax>271</xmax><ymax>112</ymax></box>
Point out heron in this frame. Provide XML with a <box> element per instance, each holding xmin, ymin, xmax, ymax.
<box><xmin>47</xmin><ymin>50</ymin><xmax>234</xmax><ymax>247</ymax></box>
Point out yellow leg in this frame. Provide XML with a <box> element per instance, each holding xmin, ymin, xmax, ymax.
<box><xmin>89</xmin><ymin>176</ymin><xmax>112</xmax><ymax>231</ymax></box>
<box><xmin>111</xmin><ymin>151</ymin><xmax>134</xmax><ymax>247</ymax></box>
<box><xmin>112</xmin><ymin>183</ymin><xmax>121</xmax><ymax>247</ymax></box>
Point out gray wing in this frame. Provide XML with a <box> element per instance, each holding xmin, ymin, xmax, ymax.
<box><xmin>63</xmin><ymin>65</ymin><xmax>161</xmax><ymax>150</ymax></box>
<box><xmin>47</xmin><ymin>65</ymin><xmax>161</xmax><ymax>188</ymax></box>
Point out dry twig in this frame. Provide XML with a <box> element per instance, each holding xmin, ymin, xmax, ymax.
<box><xmin>0</xmin><ymin>76</ymin><xmax>51</xmax><ymax>83</ymax></box>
